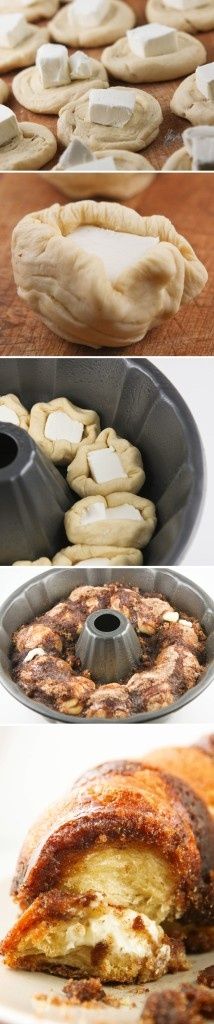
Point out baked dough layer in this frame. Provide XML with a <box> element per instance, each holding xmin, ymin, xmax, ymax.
<box><xmin>67</xmin><ymin>427</ymin><xmax>145</xmax><ymax>497</ymax></box>
<box><xmin>29</xmin><ymin>398</ymin><xmax>100</xmax><ymax>464</ymax></box>
<box><xmin>0</xmin><ymin>0</ymin><xmax>59</xmax><ymax>19</ymax></box>
<box><xmin>0</xmin><ymin>26</ymin><xmax>50</xmax><ymax>74</ymax></box>
<box><xmin>146</xmin><ymin>0</ymin><xmax>214</xmax><ymax>33</ymax></box>
<box><xmin>0</xmin><ymin>394</ymin><xmax>29</xmax><ymax>429</ymax></box>
<box><xmin>43</xmin><ymin>160</ymin><xmax>155</xmax><ymax>199</ymax></box>
<box><xmin>163</xmin><ymin>148</ymin><xmax>192</xmax><ymax>169</ymax></box>
<box><xmin>171</xmin><ymin>72</ymin><xmax>214</xmax><ymax>125</ymax></box>
<box><xmin>0</xmin><ymin>77</ymin><xmax>9</xmax><ymax>103</ymax></box>
<box><xmin>0</xmin><ymin>123</ymin><xmax>57</xmax><ymax>171</ymax></box>
<box><xmin>12</xmin><ymin>61</ymin><xmax>108</xmax><ymax>115</ymax></box>
<box><xmin>52</xmin><ymin>544</ymin><xmax>143</xmax><ymax>565</ymax></box>
<box><xmin>12</xmin><ymin>200</ymin><xmax>208</xmax><ymax>349</ymax></box>
<box><xmin>65</xmin><ymin>493</ymin><xmax>157</xmax><ymax>548</ymax></box>
<box><xmin>49</xmin><ymin>0</ymin><xmax>135</xmax><ymax>47</ymax></box>
<box><xmin>57</xmin><ymin>87</ymin><xmax>163</xmax><ymax>152</ymax></box>
<box><xmin>102</xmin><ymin>31</ymin><xmax>206</xmax><ymax>83</ymax></box>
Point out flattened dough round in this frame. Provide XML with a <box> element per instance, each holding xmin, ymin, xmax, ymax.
<box><xmin>12</xmin><ymin>62</ymin><xmax>108</xmax><ymax>115</ymax></box>
<box><xmin>146</xmin><ymin>0</ymin><xmax>214</xmax><ymax>33</ymax></box>
<box><xmin>65</xmin><ymin>493</ymin><xmax>157</xmax><ymax>549</ymax></box>
<box><xmin>102</xmin><ymin>31</ymin><xmax>206</xmax><ymax>83</ymax></box>
<box><xmin>29</xmin><ymin>397</ymin><xmax>100</xmax><ymax>464</ymax></box>
<box><xmin>12</xmin><ymin>200</ymin><xmax>208</xmax><ymax>349</ymax></box>
<box><xmin>0</xmin><ymin>26</ymin><xmax>50</xmax><ymax>74</ymax></box>
<box><xmin>163</xmin><ymin>147</ymin><xmax>192</xmax><ymax>169</ymax></box>
<box><xmin>53</xmin><ymin>545</ymin><xmax>143</xmax><ymax>565</ymax></box>
<box><xmin>49</xmin><ymin>0</ymin><xmax>135</xmax><ymax>47</ymax></box>
<box><xmin>0</xmin><ymin>77</ymin><xmax>9</xmax><ymax>102</ymax></box>
<box><xmin>0</xmin><ymin>0</ymin><xmax>59</xmax><ymax>19</ymax></box>
<box><xmin>57</xmin><ymin>88</ymin><xmax>163</xmax><ymax>152</ymax></box>
<box><xmin>0</xmin><ymin>122</ymin><xmax>57</xmax><ymax>171</ymax></box>
<box><xmin>43</xmin><ymin>159</ymin><xmax>155</xmax><ymax>200</ymax></box>
<box><xmin>67</xmin><ymin>427</ymin><xmax>145</xmax><ymax>496</ymax></box>
<box><xmin>171</xmin><ymin>72</ymin><xmax>214</xmax><ymax>124</ymax></box>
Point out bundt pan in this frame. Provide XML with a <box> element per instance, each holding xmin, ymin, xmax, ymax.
<box><xmin>0</xmin><ymin>566</ymin><xmax>213</xmax><ymax>723</ymax></box>
<box><xmin>0</xmin><ymin>356</ymin><xmax>204</xmax><ymax>565</ymax></box>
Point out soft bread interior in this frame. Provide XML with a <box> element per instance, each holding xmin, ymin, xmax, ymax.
<box><xmin>60</xmin><ymin>843</ymin><xmax>179</xmax><ymax>923</ymax></box>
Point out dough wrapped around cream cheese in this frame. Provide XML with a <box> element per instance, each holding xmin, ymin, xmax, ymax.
<box><xmin>11</xmin><ymin>200</ymin><xmax>208</xmax><ymax>349</ymax></box>
<box><xmin>0</xmin><ymin>393</ymin><xmax>29</xmax><ymax>430</ymax></box>
<box><xmin>145</xmin><ymin>0</ymin><xmax>214</xmax><ymax>33</ymax></box>
<box><xmin>67</xmin><ymin>427</ymin><xmax>145</xmax><ymax>497</ymax></box>
<box><xmin>101</xmin><ymin>30</ymin><xmax>206</xmax><ymax>84</ymax></box>
<box><xmin>64</xmin><ymin>493</ymin><xmax>157</xmax><ymax>549</ymax></box>
<box><xmin>52</xmin><ymin>544</ymin><xmax>143</xmax><ymax>565</ymax></box>
<box><xmin>29</xmin><ymin>397</ymin><xmax>100</xmax><ymax>464</ymax></box>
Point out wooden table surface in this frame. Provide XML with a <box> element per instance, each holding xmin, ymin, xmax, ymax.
<box><xmin>1</xmin><ymin>0</ymin><xmax>214</xmax><ymax>170</ymax></box>
<box><xmin>0</xmin><ymin>170</ymin><xmax>213</xmax><ymax>356</ymax></box>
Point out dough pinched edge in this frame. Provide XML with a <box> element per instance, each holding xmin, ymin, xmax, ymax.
<box><xmin>67</xmin><ymin>426</ymin><xmax>145</xmax><ymax>496</ymax></box>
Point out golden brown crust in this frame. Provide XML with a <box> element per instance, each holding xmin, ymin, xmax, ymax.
<box><xmin>145</xmin><ymin>736</ymin><xmax>214</xmax><ymax>816</ymax></box>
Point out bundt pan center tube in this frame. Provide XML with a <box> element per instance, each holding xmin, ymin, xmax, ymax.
<box><xmin>0</xmin><ymin>423</ymin><xmax>71</xmax><ymax>564</ymax></box>
<box><xmin>76</xmin><ymin>607</ymin><xmax>142</xmax><ymax>683</ymax></box>
<box><xmin>0</xmin><ymin>356</ymin><xmax>205</xmax><ymax>565</ymax></box>
<box><xmin>0</xmin><ymin>566</ymin><xmax>214</xmax><ymax>723</ymax></box>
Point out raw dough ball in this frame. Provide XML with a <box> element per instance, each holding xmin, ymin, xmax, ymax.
<box><xmin>0</xmin><ymin>26</ymin><xmax>50</xmax><ymax>74</ymax></box>
<box><xmin>0</xmin><ymin>78</ymin><xmax>9</xmax><ymax>102</ymax></box>
<box><xmin>67</xmin><ymin>427</ymin><xmax>145</xmax><ymax>497</ymax></box>
<box><xmin>52</xmin><ymin>545</ymin><xmax>143</xmax><ymax>565</ymax></box>
<box><xmin>65</xmin><ymin>493</ymin><xmax>157</xmax><ymax>549</ymax></box>
<box><xmin>12</xmin><ymin>200</ymin><xmax>208</xmax><ymax>349</ymax></box>
<box><xmin>12</xmin><ymin>59</ymin><xmax>108</xmax><ymax>115</ymax></box>
<box><xmin>13</xmin><ymin>558</ymin><xmax>52</xmax><ymax>565</ymax></box>
<box><xmin>163</xmin><ymin>147</ymin><xmax>192</xmax><ymax>169</ymax></box>
<box><xmin>102</xmin><ymin>31</ymin><xmax>206</xmax><ymax>83</ymax></box>
<box><xmin>0</xmin><ymin>394</ymin><xmax>29</xmax><ymax>430</ymax></box>
<box><xmin>29</xmin><ymin>398</ymin><xmax>100</xmax><ymax>464</ymax></box>
<box><xmin>145</xmin><ymin>0</ymin><xmax>214</xmax><ymax>34</ymax></box>
<box><xmin>0</xmin><ymin>121</ymin><xmax>57</xmax><ymax>171</ymax></box>
<box><xmin>49</xmin><ymin>0</ymin><xmax>135</xmax><ymax>48</ymax></box>
<box><xmin>0</xmin><ymin>0</ymin><xmax>59</xmax><ymax>20</ymax></box>
<box><xmin>171</xmin><ymin>72</ymin><xmax>214</xmax><ymax>125</ymax></box>
<box><xmin>42</xmin><ymin>160</ymin><xmax>155</xmax><ymax>199</ymax></box>
<box><xmin>57</xmin><ymin>87</ymin><xmax>163</xmax><ymax>152</ymax></box>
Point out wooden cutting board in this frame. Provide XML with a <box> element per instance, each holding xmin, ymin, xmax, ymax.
<box><xmin>0</xmin><ymin>170</ymin><xmax>213</xmax><ymax>356</ymax></box>
<box><xmin>0</xmin><ymin>0</ymin><xmax>213</xmax><ymax>170</ymax></box>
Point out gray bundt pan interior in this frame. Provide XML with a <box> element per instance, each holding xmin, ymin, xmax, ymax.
<box><xmin>0</xmin><ymin>566</ymin><xmax>213</xmax><ymax>723</ymax></box>
<box><xmin>0</xmin><ymin>356</ymin><xmax>205</xmax><ymax>565</ymax></box>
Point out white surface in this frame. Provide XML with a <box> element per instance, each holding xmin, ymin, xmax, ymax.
<box><xmin>196</xmin><ymin>62</ymin><xmax>214</xmax><ymax>101</ymax></box>
<box><xmin>0</xmin><ymin>105</ymin><xmax>20</xmax><ymax>146</ymax></box>
<box><xmin>70</xmin><ymin>226</ymin><xmax>159</xmax><ymax>280</ymax></box>
<box><xmin>127</xmin><ymin>24</ymin><xmax>177</xmax><ymax>59</ymax></box>
<box><xmin>45</xmin><ymin>413</ymin><xmax>83</xmax><ymax>444</ymax></box>
<box><xmin>87</xmin><ymin>448</ymin><xmax>127</xmax><ymax>484</ymax></box>
<box><xmin>0</xmin><ymin>404</ymin><xmax>19</xmax><ymax>425</ymax></box>
<box><xmin>69</xmin><ymin>51</ymin><xmax>93</xmax><ymax>79</ymax></box>
<box><xmin>68</xmin><ymin>157</ymin><xmax>117</xmax><ymax>171</ymax></box>
<box><xmin>72</xmin><ymin>0</ymin><xmax>109</xmax><ymax>28</ymax></box>
<box><xmin>0</xmin><ymin>566</ymin><xmax>213</xmax><ymax>724</ymax></box>
<box><xmin>151</xmin><ymin>357</ymin><xmax>213</xmax><ymax>566</ymax></box>
<box><xmin>36</xmin><ymin>44</ymin><xmax>70</xmax><ymax>89</ymax></box>
<box><xmin>89</xmin><ymin>88</ymin><xmax>135</xmax><ymax>127</ymax></box>
<box><xmin>0</xmin><ymin>13</ymin><xmax>31</xmax><ymax>48</ymax></box>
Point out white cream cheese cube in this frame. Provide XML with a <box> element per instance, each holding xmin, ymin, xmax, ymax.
<box><xmin>72</xmin><ymin>0</ymin><xmax>109</xmax><ymax>27</ymax></box>
<box><xmin>89</xmin><ymin>87</ymin><xmax>135</xmax><ymax>127</ymax></box>
<box><xmin>0</xmin><ymin>105</ymin><xmax>21</xmax><ymax>147</ymax></box>
<box><xmin>0</xmin><ymin>13</ymin><xmax>32</xmax><ymax>48</ymax></box>
<box><xmin>69</xmin><ymin>51</ymin><xmax>95</xmax><ymax>80</ymax></box>
<box><xmin>70</xmin><ymin>225</ymin><xmax>159</xmax><ymax>282</ymax></box>
<box><xmin>0</xmin><ymin>405</ymin><xmax>19</xmax><ymax>425</ymax></box>
<box><xmin>196</xmin><ymin>62</ymin><xmax>214</xmax><ymax>101</ymax></box>
<box><xmin>77</xmin><ymin>557</ymin><xmax>111</xmax><ymax>565</ymax></box>
<box><xmin>192</xmin><ymin>136</ymin><xmax>214</xmax><ymax>169</ymax></box>
<box><xmin>106</xmin><ymin>505</ymin><xmax>141</xmax><ymax>521</ymax></box>
<box><xmin>183</xmin><ymin>125</ymin><xmax>214</xmax><ymax>155</ymax></box>
<box><xmin>82</xmin><ymin>502</ymin><xmax>106</xmax><ymax>525</ymax></box>
<box><xmin>45</xmin><ymin>412</ymin><xmax>84</xmax><ymax>444</ymax></box>
<box><xmin>87</xmin><ymin>448</ymin><xmax>127</xmax><ymax>484</ymax></box>
<box><xmin>162</xmin><ymin>0</ymin><xmax>204</xmax><ymax>9</ymax></box>
<box><xmin>127</xmin><ymin>24</ymin><xmax>177</xmax><ymax>59</ymax></box>
<box><xmin>77</xmin><ymin>156</ymin><xmax>116</xmax><ymax>170</ymax></box>
<box><xmin>57</xmin><ymin>139</ymin><xmax>93</xmax><ymax>169</ymax></box>
<box><xmin>36</xmin><ymin>44</ymin><xmax>70</xmax><ymax>90</ymax></box>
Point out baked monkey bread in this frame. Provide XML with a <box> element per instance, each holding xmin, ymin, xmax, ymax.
<box><xmin>1</xmin><ymin>754</ymin><xmax>214</xmax><ymax>983</ymax></box>
<box><xmin>11</xmin><ymin>200</ymin><xmax>207</xmax><ymax>349</ymax></box>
